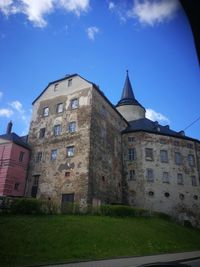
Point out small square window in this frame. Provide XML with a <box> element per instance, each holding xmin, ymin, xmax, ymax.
<box><xmin>68</xmin><ymin>79</ymin><xmax>72</xmax><ymax>87</ymax></box>
<box><xmin>36</xmin><ymin>152</ymin><xmax>42</xmax><ymax>163</ymax></box>
<box><xmin>188</xmin><ymin>154</ymin><xmax>195</xmax><ymax>166</ymax></box>
<box><xmin>145</xmin><ymin>148</ymin><xmax>154</xmax><ymax>161</ymax></box>
<box><xmin>162</xmin><ymin>172</ymin><xmax>170</xmax><ymax>183</ymax></box>
<box><xmin>174</xmin><ymin>141</ymin><xmax>179</xmax><ymax>146</ymax></box>
<box><xmin>71</xmin><ymin>99</ymin><xmax>78</xmax><ymax>109</ymax></box>
<box><xmin>128</xmin><ymin>137</ymin><xmax>135</xmax><ymax>142</ymax></box>
<box><xmin>160</xmin><ymin>150</ymin><xmax>168</xmax><ymax>163</ymax></box>
<box><xmin>57</xmin><ymin>103</ymin><xmax>63</xmax><ymax>113</ymax></box>
<box><xmin>146</xmin><ymin>168</ymin><xmax>154</xmax><ymax>182</ymax></box>
<box><xmin>177</xmin><ymin>173</ymin><xmax>184</xmax><ymax>185</ymax></box>
<box><xmin>128</xmin><ymin>148</ymin><xmax>136</xmax><ymax>161</ymax></box>
<box><xmin>14</xmin><ymin>182</ymin><xmax>20</xmax><ymax>191</ymax></box>
<box><xmin>43</xmin><ymin>107</ymin><xmax>49</xmax><ymax>117</ymax></box>
<box><xmin>175</xmin><ymin>152</ymin><xmax>182</xmax><ymax>165</ymax></box>
<box><xmin>19</xmin><ymin>151</ymin><xmax>25</xmax><ymax>162</ymax></box>
<box><xmin>54</xmin><ymin>83</ymin><xmax>59</xmax><ymax>91</ymax></box>
<box><xmin>54</xmin><ymin>125</ymin><xmax>61</xmax><ymax>136</ymax></box>
<box><xmin>191</xmin><ymin>176</ymin><xmax>197</xmax><ymax>186</ymax></box>
<box><xmin>39</xmin><ymin>128</ymin><xmax>46</xmax><ymax>138</ymax></box>
<box><xmin>129</xmin><ymin>170</ymin><xmax>135</xmax><ymax>181</ymax></box>
<box><xmin>68</xmin><ymin>122</ymin><xmax>76</xmax><ymax>133</ymax></box>
<box><xmin>65</xmin><ymin>172</ymin><xmax>70</xmax><ymax>177</ymax></box>
<box><xmin>160</xmin><ymin>139</ymin><xmax>167</xmax><ymax>144</ymax></box>
<box><xmin>67</xmin><ymin>146</ymin><xmax>75</xmax><ymax>157</ymax></box>
<box><xmin>187</xmin><ymin>143</ymin><xmax>193</xmax><ymax>149</ymax></box>
<box><xmin>51</xmin><ymin>149</ymin><xmax>57</xmax><ymax>161</ymax></box>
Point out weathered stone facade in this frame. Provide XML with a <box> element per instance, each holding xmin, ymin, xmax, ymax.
<box><xmin>26</xmin><ymin>75</ymin><xmax>127</xmax><ymax>207</ymax></box>
<box><xmin>26</xmin><ymin>72</ymin><xmax>200</xmax><ymax>220</ymax></box>
<box><xmin>122</xmin><ymin>132</ymin><xmax>200</xmax><ymax>217</ymax></box>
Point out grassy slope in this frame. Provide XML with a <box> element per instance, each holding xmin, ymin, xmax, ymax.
<box><xmin>0</xmin><ymin>215</ymin><xmax>200</xmax><ymax>267</ymax></box>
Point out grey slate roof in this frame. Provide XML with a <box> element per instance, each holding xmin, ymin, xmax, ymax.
<box><xmin>123</xmin><ymin>118</ymin><xmax>199</xmax><ymax>142</ymax></box>
<box><xmin>116</xmin><ymin>71</ymin><xmax>145</xmax><ymax>109</ymax></box>
<box><xmin>0</xmin><ymin>133</ymin><xmax>30</xmax><ymax>149</ymax></box>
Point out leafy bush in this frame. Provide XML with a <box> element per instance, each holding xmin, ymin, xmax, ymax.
<box><xmin>61</xmin><ymin>202</ymin><xmax>80</xmax><ymax>215</ymax></box>
<box><xmin>10</xmin><ymin>198</ymin><xmax>42</xmax><ymax>214</ymax></box>
<box><xmin>100</xmin><ymin>205</ymin><xmax>150</xmax><ymax>218</ymax></box>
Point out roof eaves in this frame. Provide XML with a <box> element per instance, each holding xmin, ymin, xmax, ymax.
<box><xmin>92</xmin><ymin>83</ymin><xmax>128</xmax><ymax>125</ymax></box>
<box><xmin>122</xmin><ymin>128</ymin><xmax>200</xmax><ymax>143</ymax></box>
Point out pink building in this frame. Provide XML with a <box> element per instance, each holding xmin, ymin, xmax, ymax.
<box><xmin>0</xmin><ymin>122</ymin><xmax>30</xmax><ymax>197</ymax></box>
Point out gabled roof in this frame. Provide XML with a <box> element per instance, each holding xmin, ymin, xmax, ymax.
<box><xmin>32</xmin><ymin>74</ymin><xmax>79</xmax><ymax>105</ymax></box>
<box><xmin>116</xmin><ymin>71</ymin><xmax>145</xmax><ymax>109</ymax></box>
<box><xmin>0</xmin><ymin>133</ymin><xmax>30</xmax><ymax>149</ymax></box>
<box><xmin>122</xmin><ymin>118</ymin><xmax>199</xmax><ymax>142</ymax></box>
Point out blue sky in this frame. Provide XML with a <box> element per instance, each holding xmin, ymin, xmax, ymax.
<box><xmin>0</xmin><ymin>0</ymin><xmax>199</xmax><ymax>140</ymax></box>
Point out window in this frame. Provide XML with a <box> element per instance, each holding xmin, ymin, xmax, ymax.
<box><xmin>128</xmin><ymin>148</ymin><xmax>136</xmax><ymax>161</ymax></box>
<box><xmin>179</xmin><ymin>193</ymin><xmax>185</xmax><ymax>200</ymax></box>
<box><xmin>146</xmin><ymin>168</ymin><xmax>154</xmax><ymax>182</ymax></box>
<box><xmin>191</xmin><ymin>176</ymin><xmax>197</xmax><ymax>186</ymax></box>
<box><xmin>19</xmin><ymin>151</ymin><xmax>25</xmax><ymax>162</ymax></box>
<box><xmin>188</xmin><ymin>154</ymin><xmax>195</xmax><ymax>166</ymax></box>
<box><xmin>31</xmin><ymin>175</ymin><xmax>40</xmax><ymax>198</ymax></box>
<box><xmin>51</xmin><ymin>149</ymin><xmax>57</xmax><ymax>161</ymax></box>
<box><xmin>68</xmin><ymin>78</ymin><xmax>72</xmax><ymax>87</ymax></box>
<box><xmin>43</xmin><ymin>107</ymin><xmax>49</xmax><ymax>117</ymax></box>
<box><xmin>174</xmin><ymin>141</ymin><xmax>179</xmax><ymax>146</ymax></box>
<box><xmin>187</xmin><ymin>143</ymin><xmax>193</xmax><ymax>149</ymax></box>
<box><xmin>164</xmin><ymin>192</ymin><xmax>170</xmax><ymax>198</ymax></box>
<box><xmin>160</xmin><ymin>138</ymin><xmax>167</xmax><ymax>144</ymax></box>
<box><xmin>54</xmin><ymin>125</ymin><xmax>61</xmax><ymax>136</ymax></box>
<box><xmin>54</xmin><ymin>83</ymin><xmax>59</xmax><ymax>91</ymax></box>
<box><xmin>68</xmin><ymin>121</ymin><xmax>76</xmax><ymax>133</ymax></box>
<box><xmin>14</xmin><ymin>182</ymin><xmax>20</xmax><ymax>191</ymax></box>
<box><xmin>39</xmin><ymin>128</ymin><xmax>45</xmax><ymax>138</ymax></box>
<box><xmin>57</xmin><ymin>103</ymin><xmax>63</xmax><ymax>113</ymax></box>
<box><xmin>160</xmin><ymin>150</ymin><xmax>168</xmax><ymax>163</ymax></box>
<box><xmin>177</xmin><ymin>173</ymin><xmax>184</xmax><ymax>185</ymax></box>
<box><xmin>162</xmin><ymin>172</ymin><xmax>170</xmax><ymax>183</ymax></box>
<box><xmin>71</xmin><ymin>98</ymin><xmax>78</xmax><ymax>109</ymax></box>
<box><xmin>145</xmin><ymin>148</ymin><xmax>153</xmax><ymax>161</ymax></box>
<box><xmin>129</xmin><ymin>170</ymin><xmax>135</xmax><ymax>181</ymax></box>
<box><xmin>175</xmin><ymin>152</ymin><xmax>181</xmax><ymax>165</ymax></box>
<box><xmin>193</xmin><ymin>195</ymin><xmax>198</xmax><ymax>200</ymax></box>
<box><xmin>148</xmin><ymin>191</ymin><xmax>154</xmax><ymax>196</ymax></box>
<box><xmin>36</xmin><ymin>152</ymin><xmax>42</xmax><ymax>162</ymax></box>
<box><xmin>65</xmin><ymin>172</ymin><xmax>70</xmax><ymax>177</ymax></box>
<box><xmin>66</xmin><ymin>146</ymin><xmax>74</xmax><ymax>157</ymax></box>
<box><xmin>128</xmin><ymin>137</ymin><xmax>135</xmax><ymax>142</ymax></box>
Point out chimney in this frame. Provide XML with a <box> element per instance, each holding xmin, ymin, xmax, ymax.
<box><xmin>6</xmin><ymin>121</ymin><xmax>13</xmax><ymax>134</ymax></box>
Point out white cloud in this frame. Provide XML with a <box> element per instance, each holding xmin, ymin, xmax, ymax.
<box><xmin>108</xmin><ymin>2</ymin><xmax>115</xmax><ymax>10</ymax></box>
<box><xmin>146</xmin><ymin>108</ymin><xmax>170</xmax><ymax>124</ymax></box>
<box><xmin>86</xmin><ymin>26</ymin><xmax>99</xmax><ymax>41</ymax></box>
<box><xmin>129</xmin><ymin>0</ymin><xmax>180</xmax><ymax>26</ymax></box>
<box><xmin>59</xmin><ymin>0</ymin><xmax>89</xmax><ymax>16</ymax></box>
<box><xmin>0</xmin><ymin>108</ymin><xmax>13</xmax><ymax>118</ymax></box>
<box><xmin>0</xmin><ymin>0</ymin><xmax>90</xmax><ymax>28</ymax></box>
<box><xmin>0</xmin><ymin>92</ymin><xmax>3</xmax><ymax>100</ymax></box>
<box><xmin>9</xmin><ymin>100</ymin><xmax>24</xmax><ymax>113</ymax></box>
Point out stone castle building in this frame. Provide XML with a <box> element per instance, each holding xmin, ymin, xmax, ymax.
<box><xmin>26</xmin><ymin>72</ymin><xmax>200</xmax><ymax>217</ymax></box>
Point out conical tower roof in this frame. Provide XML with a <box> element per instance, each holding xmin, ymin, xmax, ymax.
<box><xmin>116</xmin><ymin>71</ymin><xmax>144</xmax><ymax>108</ymax></box>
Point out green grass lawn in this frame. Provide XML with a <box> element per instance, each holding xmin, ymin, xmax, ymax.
<box><xmin>0</xmin><ymin>215</ymin><xmax>200</xmax><ymax>267</ymax></box>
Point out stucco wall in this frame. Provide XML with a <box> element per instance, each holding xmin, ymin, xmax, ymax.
<box><xmin>122</xmin><ymin>131</ymin><xmax>200</xmax><ymax>216</ymax></box>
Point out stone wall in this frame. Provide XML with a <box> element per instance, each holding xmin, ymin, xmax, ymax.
<box><xmin>88</xmin><ymin>88</ymin><xmax>127</xmax><ymax>205</ymax></box>
<box><xmin>26</xmin><ymin>76</ymin><xmax>93</xmax><ymax>207</ymax></box>
<box><xmin>122</xmin><ymin>131</ymin><xmax>200</xmax><ymax>216</ymax></box>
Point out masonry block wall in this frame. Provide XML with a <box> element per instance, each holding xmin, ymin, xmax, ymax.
<box><xmin>122</xmin><ymin>131</ymin><xmax>200</xmax><ymax>216</ymax></box>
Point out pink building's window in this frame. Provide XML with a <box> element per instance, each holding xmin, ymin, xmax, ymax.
<box><xmin>19</xmin><ymin>151</ymin><xmax>25</xmax><ymax>162</ymax></box>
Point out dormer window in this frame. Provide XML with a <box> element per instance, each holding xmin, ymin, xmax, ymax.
<box><xmin>68</xmin><ymin>79</ymin><xmax>72</xmax><ymax>87</ymax></box>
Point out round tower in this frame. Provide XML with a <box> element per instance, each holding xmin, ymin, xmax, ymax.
<box><xmin>116</xmin><ymin>71</ymin><xmax>145</xmax><ymax>121</ymax></box>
